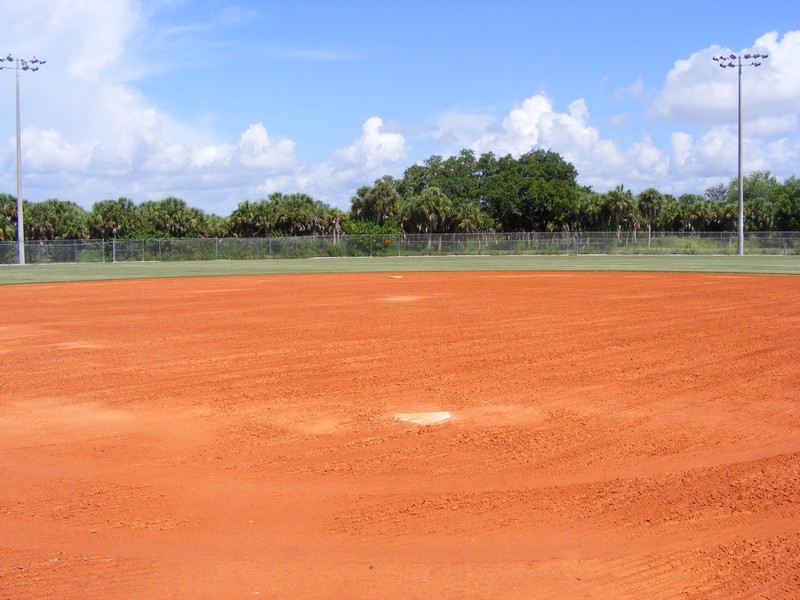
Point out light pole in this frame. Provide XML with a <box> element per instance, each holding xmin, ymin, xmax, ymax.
<box><xmin>1</xmin><ymin>54</ymin><xmax>45</xmax><ymax>265</ymax></box>
<box><xmin>713</xmin><ymin>51</ymin><xmax>767</xmax><ymax>256</ymax></box>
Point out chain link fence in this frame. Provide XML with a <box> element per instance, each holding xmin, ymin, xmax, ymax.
<box><xmin>1</xmin><ymin>232</ymin><xmax>798</xmax><ymax>264</ymax></box>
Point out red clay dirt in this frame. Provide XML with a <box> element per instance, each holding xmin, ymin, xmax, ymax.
<box><xmin>0</xmin><ymin>271</ymin><xmax>798</xmax><ymax>599</ymax></box>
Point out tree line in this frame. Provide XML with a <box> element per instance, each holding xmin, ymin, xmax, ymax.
<box><xmin>2</xmin><ymin>149</ymin><xmax>799</xmax><ymax>242</ymax></box>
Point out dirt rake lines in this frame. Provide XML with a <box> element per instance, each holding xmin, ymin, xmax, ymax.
<box><xmin>2</xmin><ymin>272</ymin><xmax>798</xmax><ymax>599</ymax></box>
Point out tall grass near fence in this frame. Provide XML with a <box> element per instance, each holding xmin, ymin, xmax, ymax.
<box><xmin>1</xmin><ymin>231</ymin><xmax>798</xmax><ymax>265</ymax></box>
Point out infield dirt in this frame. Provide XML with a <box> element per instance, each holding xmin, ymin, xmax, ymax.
<box><xmin>1</xmin><ymin>271</ymin><xmax>798</xmax><ymax>599</ymax></box>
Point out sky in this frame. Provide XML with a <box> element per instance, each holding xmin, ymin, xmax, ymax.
<box><xmin>0</xmin><ymin>0</ymin><xmax>799</xmax><ymax>216</ymax></box>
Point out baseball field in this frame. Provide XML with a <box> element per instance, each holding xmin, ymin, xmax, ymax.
<box><xmin>1</xmin><ymin>256</ymin><xmax>798</xmax><ymax>599</ymax></box>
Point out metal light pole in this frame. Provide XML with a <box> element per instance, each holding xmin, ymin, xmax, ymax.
<box><xmin>1</xmin><ymin>55</ymin><xmax>45</xmax><ymax>265</ymax></box>
<box><xmin>713</xmin><ymin>51</ymin><xmax>767</xmax><ymax>256</ymax></box>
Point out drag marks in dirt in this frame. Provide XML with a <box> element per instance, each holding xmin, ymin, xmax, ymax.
<box><xmin>2</xmin><ymin>477</ymin><xmax>181</xmax><ymax>533</ymax></box>
<box><xmin>0</xmin><ymin>549</ymin><xmax>161</xmax><ymax>600</ymax></box>
<box><xmin>329</xmin><ymin>434</ymin><xmax>799</xmax><ymax>535</ymax></box>
<box><xmin>0</xmin><ymin>400</ymin><xmax>135</xmax><ymax>447</ymax></box>
<box><xmin>2</xmin><ymin>272</ymin><xmax>798</xmax><ymax>599</ymax></box>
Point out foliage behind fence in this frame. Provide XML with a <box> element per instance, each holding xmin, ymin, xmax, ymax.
<box><xmin>1</xmin><ymin>232</ymin><xmax>799</xmax><ymax>264</ymax></box>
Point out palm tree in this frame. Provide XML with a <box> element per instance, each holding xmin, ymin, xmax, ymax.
<box><xmin>272</xmin><ymin>193</ymin><xmax>331</xmax><ymax>236</ymax></box>
<box><xmin>401</xmin><ymin>187</ymin><xmax>453</xmax><ymax>248</ymax></box>
<box><xmin>25</xmin><ymin>199</ymin><xmax>90</xmax><ymax>240</ymax></box>
<box><xmin>326</xmin><ymin>208</ymin><xmax>346</xmax><ymax>243</ymax></box>
<box><xmin>452</xmin><ymin>199</ymin><xmax>494</xmax><ymax>233</ymax></box>
<box><xmin>350</xmin><ymin>176</ymin><xmax>400</xmax><ymax>225</ymax></box>
<box><xmin>350</xmin><ymin>186</ymin><xmax>371</xmax><ymax>222</ymax></box>
<box><xmin>0</xmin><ymin>193</ymin><xmax>17</xmax><ymax>241</ymax></box>
<box><xmin>602</xmin><ymin>185</ymin><xmax>638</xmax><ymax>243</ymax></box>
<box><xmin>637</xmin><ymin>188</ymin><xmax>664</xmax><ymax>247</ymax></box>
<box><xmin>89</xmin><ymin>197</ymin><xmax>139</xmax><ymax>239</ymax></box>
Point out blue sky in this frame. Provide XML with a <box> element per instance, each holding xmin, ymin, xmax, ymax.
<box><xmin>1</xmin><ymin>0</ymin><xmax>798</xmax><ymax>215</ymax></box>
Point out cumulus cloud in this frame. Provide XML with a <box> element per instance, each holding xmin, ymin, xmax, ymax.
<box><xmin>637</xmin><ymin>30</ymin><xmax>800</xmax><ymax>193</ymax></box>
<box><xmin>332</xmin><ymin>117</ymin><xmax>406</xmax><ymax>170</ymax></box>
<box><xmin>652</xmin><ymin>30</ymin><xmax>800</xmax><ymax>125</ymax></box>
<box><xmin>469</xmin><ymin>94</ymin><xmax>647</xmax><ymax>190</ymax></box>
<box><xmin>450</xmin><ymin>31</ymin><xmax>799</xmax><ymax>195</ymax></box>
<box><xmin>419</xmin><ymin>108</ymin><xmax>497</xmax><ymax>147</ymax></box>
<box><xmin>2</xmin><ymin>2</ymin><xmax>798</xmax><ymax>215</ymax></box>
<box><xmin>473</xmin><ymin>96</ymin><xmax>601</xmax><ymax>158</ymax></box>
<box><xmin>236</xmin><ymin>124</ymin><xmax>297</xmax><ymax>171</ymax></box>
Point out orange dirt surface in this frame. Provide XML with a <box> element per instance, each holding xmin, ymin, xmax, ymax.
<box><xmin>1</xmin><ymin>271</ymin><xmax>799</xmax><ymax>599</ymax></box>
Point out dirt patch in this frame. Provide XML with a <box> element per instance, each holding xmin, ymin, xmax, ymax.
<box><xmin>1</xmin><ymin>272</ymin><xmax>798</xmax><ymax>599</ymax></box>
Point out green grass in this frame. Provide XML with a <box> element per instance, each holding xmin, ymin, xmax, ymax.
<box><xmin>2</xmin><ymin>255</ymin><xmax>799</xmax><ymax>285</ymax></box>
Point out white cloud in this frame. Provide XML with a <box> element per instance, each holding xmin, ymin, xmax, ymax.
<box><xmin>456</xmin><ymin>32</ymin><xmax>799</xmax><ymax>195</ymax></box>
<box><xmin>1</xmin><ymin>3</ymin><xmax>798</xmax><ymax>216</ymax></box>
<box><xmin>332</xmin><ymin>116</ymin><xmax>407</xmax><ymax>170</ymax></box>
<box><xmin>474</xmin><ymin>95</ymin><xmax>604</xmax><ymax>159</ymax></box>
<box><xmin>18</xmin><ymin>128</ymin><xmax>86</xmax><ymax>173</ymax></box>
<box><xmin>236</xmin><ymin>124</ymin><xmax>296</xmax><ymax>171</ymax></box>
<box><xmin>614</xmin><ymin>77</ymin><xmax>644</xmax><ymax>101</ymax></box>
<box><xmin>470</xmin><ymin>94</ymin><xmax>643</xmax><ymax>190</ymax></box>
<box><xmin>633</xmin><ymin>31</ymin><xmax>800</xmax><ymax>193</ymax></box>
<box><xmin>652</xmin><ymin>30</ymin><xmax>800</xmax><ymax>126</ymax></box>
<box><xmin>418</xmin><ymin>107</ymin><xmax>496</xmax><ymax>147</ymax></box>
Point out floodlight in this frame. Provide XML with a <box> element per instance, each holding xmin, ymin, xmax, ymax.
<box><xmin>1</xmin><ymin>53</ymin><xmax>46</xmax><ymax>264</ymax></box>
<box><xmin>711</xmin><ymin>49</ymin><xmax>769</xmax><ymax>255</ymax></box>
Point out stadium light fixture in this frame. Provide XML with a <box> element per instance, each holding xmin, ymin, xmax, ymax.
<box><xmin>712</xmin><ymin>51</ymin><xmax>768</xmax><ymax>256</ymax></box>
<box><xmin>0</xmin><ymin>55</ymin><xmax>46</xmax><ymax>265</ymax></box>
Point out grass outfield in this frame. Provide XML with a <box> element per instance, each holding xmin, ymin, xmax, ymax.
<box><xmin>1</xmin><ymin>254</ymin><xmax>799</xmax><ymax>284</ymax></box>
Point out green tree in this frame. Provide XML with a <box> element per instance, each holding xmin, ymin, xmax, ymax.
<box><xmin>433</xmin><ymin>150</ymin><xmax>480</xmax><ymax>204</ymax></box>
<box><xmin>774</xmin><ymin>176</ymin><xmax>800</xmax><ymax>230</ymax></box>
<box><xmin>601</xmin><ymin>185</ymin><xmax>638</xmax><ymax>242</ymax></box>
<box><xmin>0</xmin><ymin>193</ymin><xmax>17</xmax><ymax>241</ymax></box>
<box><xmin>273</xmin><ymin>193</ymin><xmax>332</xmax><ymax>236</ymax></box>
<box><xmin>229</xmin><ymin>200</ymin><xmax>277</xmax><ymax>237</ymax></box>
<box><xmin>186</xmin><ymin>207</ymin><xmax>224</xmax><ymax>237</ymax></box>
<box><xmin>24</xmin><ymin>199</ymin><xmax>90</xmax><ymax>240</ymax></box>
<box><xmin>89</xmin><ymin>197</ymin><xmax>139</xmax><ymax>239</ymax></box>
<box><xmin>350</xmin><ymin>175</ymin><xmax>401</xmax><ymax>225</ymax></box>
<box><xmin>704</xmin><ymin>183</ymin><xmax>728</xmax><ymax>202</ymax></box>
<box><xmin>396</xmin><ymin>164</ymin><xmax>429</xmax><ymax>199</ymax></box>
<box><xmin>743</xmin><ymin>171</ymin><xmax>781</xmax><ymax>231</ymax></box>
<box><xmin>637</xmin><ymin>188</ymin><xmax>664</xmax><ymax>246</ymax></box>
<box><xmin>658</xmin><ymin>194</ymin><xmax>700</xmax><ymax>232</ymax></box>
<box><xmin>135</xmin><ymin>197</ymin><xmax>203</xmax><ymax>238</ymax></box>
<box><xmin>481</xmin><ymin>150</ymin><xmax>581</xmax><ymax>231</ymax></box>
<box><xmin>575</xmin><ymin>190</ymin><xmax>602</xmax><ymax>231</ymax></box>
<box><xmin>451</xmin><ymin>198</ymin><xmax>495</xmax><ymax>233</ymax></box>
<box><xmin>400</xmin><ymin>186</ymin><xmax>453</xmax><ymax>246</ymax></box>
<box><xmin>326</xmin><ymin>207</ymin><xmax>347</xmax><ymax>242</ymax></box>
